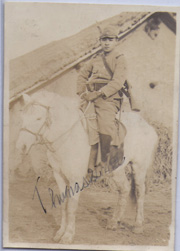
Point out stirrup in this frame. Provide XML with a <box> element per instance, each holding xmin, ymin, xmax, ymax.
<box><xmin>87</xmin><ymin>167</ymin><xmax>101</xmax><ymax>181</ymax></box>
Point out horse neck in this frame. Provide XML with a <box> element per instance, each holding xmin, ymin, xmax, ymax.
<box><xmin>43</xmin><ymin>97</ymin><xmax>80</xmax><ymax>142</ymax></box>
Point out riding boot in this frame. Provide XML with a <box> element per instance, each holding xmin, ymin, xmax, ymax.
<box><xmin>87</xmin><ymin>143</ymin><xmax>98</xmax><ymax>179</ymax></box>
<box><xmin>99</xmin><ymin>134</ymin><xmax>112</xmax><ymax>173</ymax></box>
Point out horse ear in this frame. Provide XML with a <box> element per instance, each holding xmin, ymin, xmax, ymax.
<box><xmin>22</xmin><ymin>94</ymin><xmax>31</xmax><ymax>105</ymax></box>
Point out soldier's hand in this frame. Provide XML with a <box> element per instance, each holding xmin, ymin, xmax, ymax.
<box><xmin>81</xmin><ymin>91</ymin><xmax>102</xmax><ymax>102</ymax></box>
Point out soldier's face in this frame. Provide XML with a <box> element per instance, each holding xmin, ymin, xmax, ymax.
<box><xmin>100</xmin><ymin>37</ymin><xmax>117</xmax><ymax>53</ymax></box>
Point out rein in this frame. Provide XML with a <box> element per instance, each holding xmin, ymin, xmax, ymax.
<box><xmin>20</xmin><ymin>100</ymin><xmax>90</xmax><ymax>153</ymax></box>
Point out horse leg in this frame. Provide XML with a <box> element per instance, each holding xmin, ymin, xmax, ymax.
<box><xmin>60</xmin><ymin>192</ymin><xmax>80</xmax><ymax>243</ymax></box>
<box><xmin>47</xmin><ymin>152</ymin><xmax>69</xmax><ymax>242</ymax></box>
<box><xmin>52</xmin><ymin>170</ymin><xmax>68</xmax><ymax>242</ymax></box>
<box><xmin>132</xmin><ymin>162</ymin><xmax>146</xmax><ymax>234</ymax></box>
<box><xmin>54</xmin><ymin>202</ymin><xmax>67</xmax><ymax>242</ymax></box>
<box><xmin>107</xmin><ymin>169</ymin><xmax>130</xmax><ymax>230</ymax></box>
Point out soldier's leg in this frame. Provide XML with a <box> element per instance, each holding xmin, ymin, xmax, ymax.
<box><xmin>99</xmin><ymin>133</ymin><xmax>112</xmax><ymax>172</ymax></box>
<box><xmin>87</xmin><ymin>143</ymin><xmax>98</xmax><ymax>174</ymax></box>
<box><xmin>84</xmin><ymin>103</ymin><xmax>99</xmax><ymax>177</ymax></box>
<box><xmin>95</xmin><ymin>99</ymin><xmax>120</xmax><ymax>172</ymax></box>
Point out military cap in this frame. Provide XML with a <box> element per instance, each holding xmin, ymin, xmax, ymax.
<box><xmin>99</xmin><ymin>25</ymin><xmax>119</xmax><ymax>39</ymax></box>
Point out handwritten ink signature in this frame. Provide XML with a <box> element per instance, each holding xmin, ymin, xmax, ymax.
<box><xmin>32</xmin><ymin>167</ymin><xmax>111</xmax><ymax>213</ymax></box>
<box><xmin>32</xmin><ymin>176</ymin><xmax>47</xmax><ymax>214</ymax></box>
<box><xmin>48</xmin><ymin>176</ymin><xmax>94</xmax><ymax>208</ymax></box>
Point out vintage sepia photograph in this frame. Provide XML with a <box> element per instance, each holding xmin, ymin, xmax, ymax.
<box><xmin>3</xmin><ymin>2</ymin><xmax>179</xmax><ymax>250</ymax></box>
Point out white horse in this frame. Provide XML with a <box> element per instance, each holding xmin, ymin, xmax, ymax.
<box><xmin>16</xmin><ymin>90</ymin><xmax>158</xmax><ymax>243</ymax></box>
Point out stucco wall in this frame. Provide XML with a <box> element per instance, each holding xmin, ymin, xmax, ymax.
<box><xmin>120</xmin><ymin>22</ymin><xmax>175</xmax><ymax>129</ymax></box>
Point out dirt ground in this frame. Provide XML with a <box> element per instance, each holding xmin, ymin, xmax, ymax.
<box><xmin>9</xmin><ymin>169</ymin><xmax>172</xmax><ymax>247</ymax></box>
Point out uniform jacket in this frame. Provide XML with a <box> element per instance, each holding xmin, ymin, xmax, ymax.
<box><xmin>77</xmin><ymin>49</ymin><xmax>127</xmax><ymax>100</ymax></box>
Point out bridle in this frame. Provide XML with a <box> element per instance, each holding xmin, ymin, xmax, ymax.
<box><xmin>20</xmin><ymin>102</ymin><xmax>54</xmax><ymax>154</ymax></box>
<box><xmin>20</xmin><ymin>101</ymin><xmax>89</xmax><ymax>154</ymax></box>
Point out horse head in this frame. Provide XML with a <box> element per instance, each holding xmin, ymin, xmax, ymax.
<box><xmin>16</xmin><ymin>91</ymin><xmax>81</xmax><ymax>156</ymax></box>
<box><xmin>16</xmin><ymin>93</ymin><xmax>51</xmax><ymax>155</ymax></box>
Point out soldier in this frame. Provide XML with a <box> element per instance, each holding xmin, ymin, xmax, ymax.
<box><xmin>77</xmin><ymin>25</ymin><xmax>139</xmax><ymax>177</ymax></box>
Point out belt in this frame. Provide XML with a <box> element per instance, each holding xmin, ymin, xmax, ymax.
<box><xmin>94</xmin><ymin>83</ymin><xmax>123</xmax><ymax>99</ymax></box>
<box><xmin>94</xmin><ymin>83</ymin><xmax>107</xmax><ymax>91</ymax></box>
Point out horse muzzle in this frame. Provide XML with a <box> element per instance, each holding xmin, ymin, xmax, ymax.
<box><xmin>16</xmin><ymin>131</ymin><xmax>36</xmax><ymax>155</ymax></box>
<box><xmin>16</xmin><ymin>140</ymin><xmax>29</xmax><ymax>155</ymax></box>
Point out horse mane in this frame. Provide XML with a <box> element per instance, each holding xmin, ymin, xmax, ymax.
<box><xmin>28</xmin><ymin>90</ymin><xmax>81</xmax><ymax>132</ymax></box>
<box><xmin>31</xmin><ymin>90</ymin><xmax>80</xmax><ymax>112</ymax></box>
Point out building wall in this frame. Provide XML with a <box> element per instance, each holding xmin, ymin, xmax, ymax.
<box><xmin>119</xmin><ymin>21</ymin><xmax>175</xmax><ymax>129</ymax></box>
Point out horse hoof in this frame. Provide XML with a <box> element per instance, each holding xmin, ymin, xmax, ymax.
<box><xmin>53</xmin><ymin>230</ymin><xmax>64</xmax><ymax>242</ymax></box>
<box><xmin>133</xmin><ymin>226</ymin><xmax>143</xmax><ymax>234</ymax></box>
<box><xmin>60</xmin><ymin>232</ymin><xmax>73</xmax><ymax>244</ymax></box>
<box><xmin>106</xmin><ymin>220</ymin><xmax>118</xmax><ymax>231</ymax></box>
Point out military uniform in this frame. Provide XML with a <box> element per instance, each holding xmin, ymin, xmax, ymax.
<box><xmin>77</xmin><ymin>49</ymin><xmax>126</xmax><ymax>146</ymax></box>
<box><xmin>76</xmin><ymin>25</ymin><xmax>132</xmax><ymax>175</ymax></box>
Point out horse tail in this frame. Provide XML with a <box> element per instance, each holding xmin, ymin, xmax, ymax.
<box><xmin>129</xmin><ymin>145</ymin><xmax>157</xmax><ymax>203</ymax></box>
